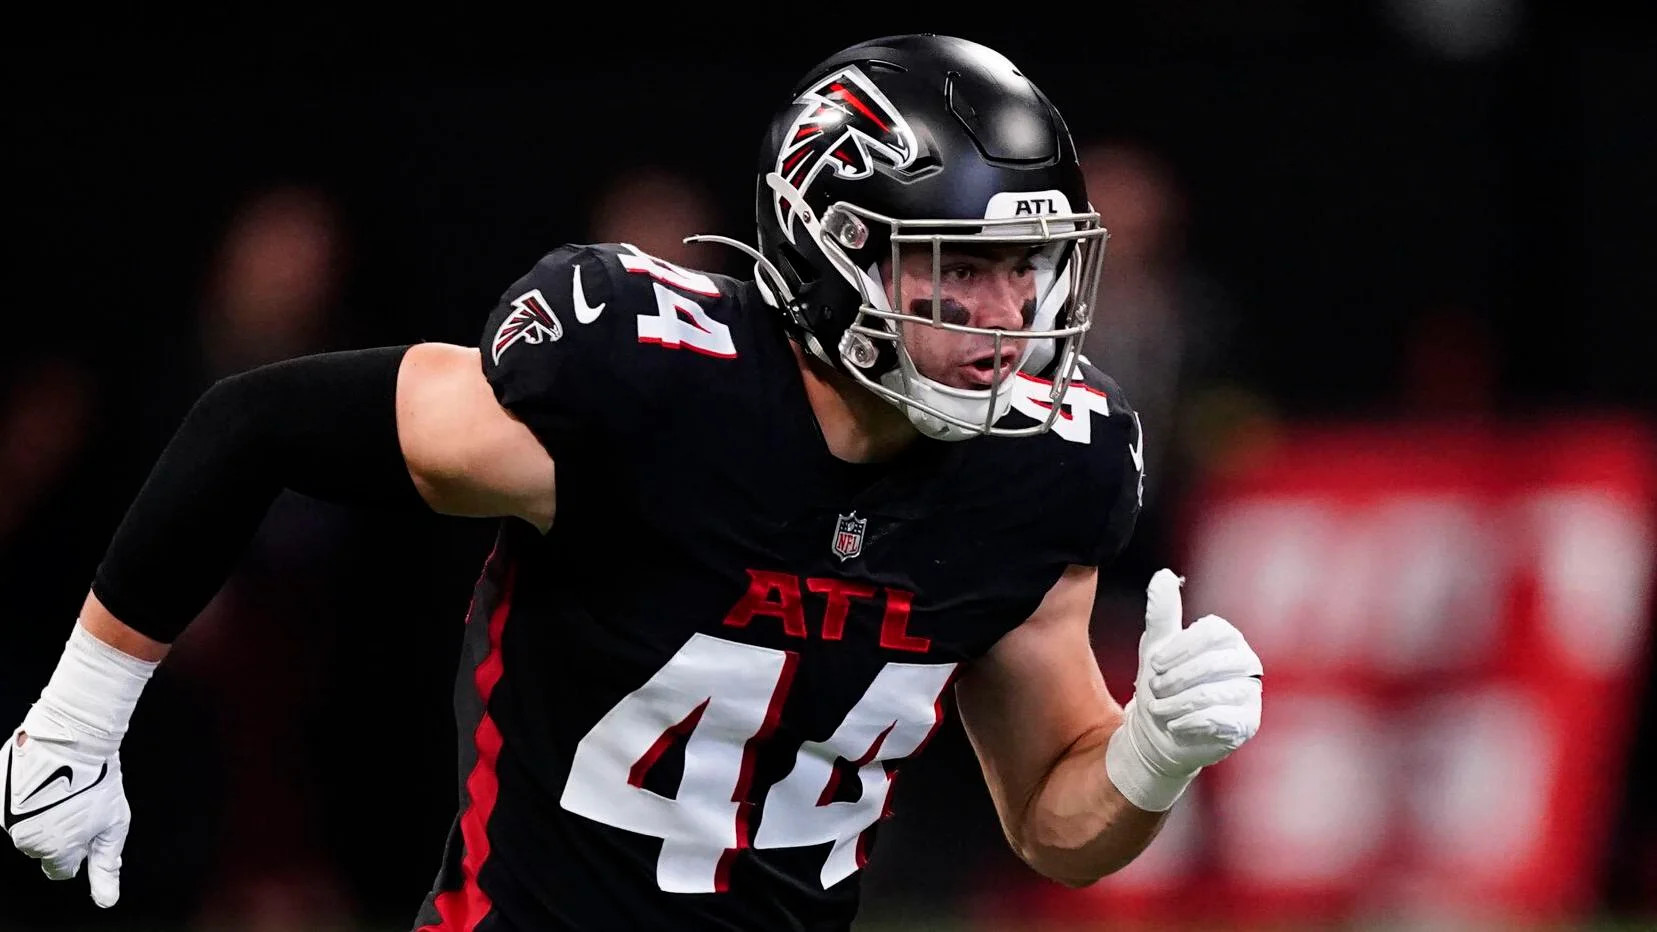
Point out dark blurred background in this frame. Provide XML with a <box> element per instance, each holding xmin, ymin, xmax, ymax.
<box><xmin>4</xmin><ymin>5</ymin><xmax>1655</xmax><ymax>930</ymax></box>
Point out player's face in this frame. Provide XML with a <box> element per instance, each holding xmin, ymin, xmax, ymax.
<box><xmin>882</xmin><ymin>244</ymin><xmax>1039</xmax><ymax>390</ymax></box>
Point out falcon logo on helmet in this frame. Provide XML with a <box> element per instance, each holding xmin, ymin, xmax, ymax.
<box><xmin>773</xmin><ymin>67</ymin><xmax>918</xmax><ymax>242</ymax></box>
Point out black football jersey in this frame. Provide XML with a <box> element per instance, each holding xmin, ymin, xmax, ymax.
<box><xmin>412</xmin><ymin>243</ymin><xmax>1142</xmax><ymax>932</ymax></box>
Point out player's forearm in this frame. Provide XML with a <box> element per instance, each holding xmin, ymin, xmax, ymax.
<box><xmin>89</xmin><ymin>346</ymin><xmax>423</xmax><ymax>645</ymax></box>
<box><xmin>1016</xmin><ymin>723</ymin><xmax>1168</xmax><ymax>888</ymax></box>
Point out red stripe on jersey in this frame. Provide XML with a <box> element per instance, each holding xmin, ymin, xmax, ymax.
<box><xmin>628</xmin><ymin>700</ymin><xmax>709</xmax><ymax>788</ymax></box>
<box><xmin>419</xmin><ymin>557</ymin><xmax>518</xmax><ymax>932</ymax></box>
<box><xmin>815</xmin><ymin>722</ymin><xmax>895</xmax><ymax>808</ymax></box>
<box><xmin>1024</xmin><ymin>397</ymin><xmax>1075</xmax><ymax>420</ymax></box>
<box><xmin>857</xmin><ymin>667</ymin><xmax>958</xmax><ymax>870</ymax></box>
<box><xmin>1018</xmin><ymin>370</ymin><xmax>1111</xmax><ymax>400</ymax></box>
<box><xmin>719</xmin><ymin>649</ymin><xmax>798</xmax><ymax>892</ymax></box>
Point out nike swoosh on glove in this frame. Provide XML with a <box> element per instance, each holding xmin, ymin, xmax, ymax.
<box><xmin>1105</xmin><ymin>568</ymin><xmax>1264</xmax><ymax>812</ymax></box>
<box><xmin>5</xmin><ymin>708</ymin><xmax>132</xmax><ymax>908</ymax></box>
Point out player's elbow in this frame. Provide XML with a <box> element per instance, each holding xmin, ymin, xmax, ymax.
<box><xmin>1012</xmin><ymin>833</ymin><xmax>1133</xmax><ymax>890</ymax></box>
<box><xmin>1009</xmin><ymin>800</ymin><xmax>1146</xmax><ymax>889</ymax></box>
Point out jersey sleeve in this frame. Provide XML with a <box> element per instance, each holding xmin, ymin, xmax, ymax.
<box><xmin>478</xmin><ymin>243</ymin><xmax>672</xmax><ymax>460</ymax></box>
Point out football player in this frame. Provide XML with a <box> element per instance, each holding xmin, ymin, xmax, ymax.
<box><xmin>4</xmin><ymin>34</ymin><xmax>1262</xmax><ymax>931</ymax></box>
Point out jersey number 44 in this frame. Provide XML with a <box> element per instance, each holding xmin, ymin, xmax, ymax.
<box><xmin>560</xmin><ymin>634</ymin><xmax>956</xmax><ymax>893</ymax></box>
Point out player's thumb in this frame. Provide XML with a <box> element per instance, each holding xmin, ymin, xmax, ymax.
<box><xmin>1142</xmin><ymin>568</ymin><xmax>1185</xmax><ymax>653</ymax></box>
<box><xmin>86</xmin><ymin>819</ymin><xmax>128</xmax><ymax>908</ymax></box>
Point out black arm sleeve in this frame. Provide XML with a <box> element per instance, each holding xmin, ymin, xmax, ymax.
<box><xmin>90</xmin><ymin>345</ymin><xmax>424</xmax><ymax>643</ymax></box>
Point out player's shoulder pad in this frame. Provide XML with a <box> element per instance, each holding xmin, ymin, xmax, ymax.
<box><xmin>489</xmin><ymin>243</ymin><xmax>680</xmax><ymax>351</ymax></box>
<box><xmin>485</xmin><ymin>240</ymin><xmax>748</xmax><ymax>371</ymax></box>
<box><xmin>480</xmin><ymin>242</ymin><xmax>753</xmax><ymax>448</ymax></box>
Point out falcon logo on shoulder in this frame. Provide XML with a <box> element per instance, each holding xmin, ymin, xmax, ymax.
<box><xmin>773</xmin><ymin>66</ymin><xmax>917</xmax><ymax>241</ymax></box>
<box><xmin>492</xmin><ymin>289</ymin><xmax>563</xmax><ymax>364</ymax></box>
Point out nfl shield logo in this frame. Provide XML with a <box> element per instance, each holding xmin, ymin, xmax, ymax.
<box><xmin>832</xmin><ymin>511</ymin><xmax>867</xmax><ymax>561</ymax></box>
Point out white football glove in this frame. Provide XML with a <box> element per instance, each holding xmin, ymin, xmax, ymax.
<box><xmin>1105</xmin><ymin>568</ymin><xmax>1263</xmax><ymax>812</ymax></box>
<box><xmin>5</xmin><ymin>622</ymin><xmax>156</xmax><ymax>908</ymax></box>
<box><xmin>5</xmin><ymin>710</ymin><xmax>129</xmax><ymax>906</ymax></box>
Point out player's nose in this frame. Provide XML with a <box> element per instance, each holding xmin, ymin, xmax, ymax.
<box><xmin>971</xmin><ymin>276</ymin><xmax>1033</xmax><ymax>332</ymax></box>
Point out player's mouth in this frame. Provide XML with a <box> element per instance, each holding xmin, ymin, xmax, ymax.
<box><xmin>958</xmin><ymin>348</ymin><xmax>1020</xmax><ymax>388</ymax></box>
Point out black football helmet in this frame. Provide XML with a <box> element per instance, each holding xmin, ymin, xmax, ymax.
<box><xmin>697</xmin><ymin>34</ymin><xmax>1107</xmax><ymax>441</ymax></box>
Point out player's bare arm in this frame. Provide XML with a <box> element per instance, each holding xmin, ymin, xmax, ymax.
<box><xmin>958</xmin><ymin>565</ymin><xmax>1262</xmax><ymax>888</ymax></box>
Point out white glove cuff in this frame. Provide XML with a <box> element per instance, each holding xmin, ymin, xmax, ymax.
<box><xmin>1105</xmin><ymin>715</ymin><xmax>1199</xmax><ymax>813</ymax></box>
<box><xmin>28</xmin><ymin>621</ymin><xmax>159</xmax><ymax>756</ymax></box>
